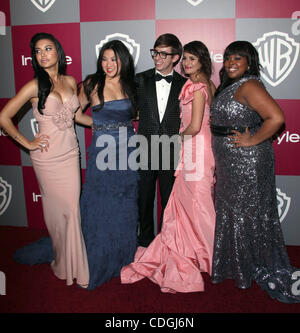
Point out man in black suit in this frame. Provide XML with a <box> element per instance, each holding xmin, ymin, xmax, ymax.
<box><xmin>136</xmin><ymin>33</ymin><xmax>187</xmax><ymax>247</ymax></box>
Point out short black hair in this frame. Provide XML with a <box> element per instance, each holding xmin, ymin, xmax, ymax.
<box><xmin>215</xmin><ymin>40</ymin><xmax>262</xmax><ymax>96</ymax></box>
<box><xmin>154</xmin><ymin>33</ymin><xmax>182</xmax><ymax>66</ymax></box>
<box><xmin>223</xmin><ymin>41</ymin><xmax>260</xmax><ymax>76</ymax></box>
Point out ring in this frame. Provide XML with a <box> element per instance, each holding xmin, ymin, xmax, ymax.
<box><xmin>41</xmin><ymin>144</ymin><xmax>46</xmax><ymax>148</ymax></box>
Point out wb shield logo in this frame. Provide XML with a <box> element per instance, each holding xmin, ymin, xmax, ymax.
<box><xmin>186</xmin><ymin>0</ymin><xmax>204</xmax><ymax>6</ymax></box>
<box><xmin>0</xmin><ymin>177</ymin><xmax>12</xmax><ymax>216</ymax></box>
<box><xmin>96</xmin><ymin>33</ymin><xmax>140</xmax><ymax>67</ymax></box>
<box><xmin>277</xmin><ymin>188</ymin><xmax>291</xmax><ymax>223</ymax></box>
<box><xmin>31</xmin><ymin>0</ymin><xmax>56</xmax><ymax>13</ymax></box>
<box><xmin>253</xmin><ymin>31</ymin><xmax>299</xmax><ymax>87</ymax></box>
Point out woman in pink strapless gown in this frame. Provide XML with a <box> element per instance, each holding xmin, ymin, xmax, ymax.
<box><xmin>121</xmin><ymin>41</ymin><xmax>216</xmax><ymax>293</ymax></box>
<box><xmin>0</xmin><ymin>33</ymin><xmax>90</xmax><ymax>287</ymax></box>
<box><xmin>30</xmin><ymin>94</ymin><xmax>90</xmax><ymax>287</ymax></box>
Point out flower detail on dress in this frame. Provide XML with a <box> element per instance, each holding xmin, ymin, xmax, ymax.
<box><xmin>52</xmin><ymin>106</ymin><xmax>74</xmax><ymax>131</ymax></box>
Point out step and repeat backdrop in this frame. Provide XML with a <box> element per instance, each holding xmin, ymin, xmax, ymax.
<box><xmin>0</xmin><ymin>0</ymin><xmax>299</xmax><ymax>244</ymax></box>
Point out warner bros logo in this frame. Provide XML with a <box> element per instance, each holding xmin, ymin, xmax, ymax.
<box><xmin>277</xmin><ymin>188</ymin><xmax>291</xmax><ymax>223</ymax></box>
<box><xmin>186</xmin><ymin>0</ymin><xmax>204</xmax><ymax>6</ymax></box>
<box><xmin>96</xmin><ymin>33</ymin><xmax>140</xmax><ymax>67</ymax></box>
<box><xmin>31</xmin><ymin>0</ymin><xmax>56</xmax><ymax>13</ymax></box>
<box><xmin>253</xmin><ymin>31</ymin><xmax>299</xmax><ymax>87</ymax></box>
<box><xmin>0</xmin><ymin>177</ymin><xmax>12</xmax><ymax>216</ymax></box>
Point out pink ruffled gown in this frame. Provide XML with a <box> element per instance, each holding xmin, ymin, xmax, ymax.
<box><xmin>29</xmin><ymin>94</ymin><xmax>89</xmax><ymax>287</ymax></box>
<box><xmin>121</xmin><ymin>80</ymin><xmax>215</xmax><ymax>293</ymax></box>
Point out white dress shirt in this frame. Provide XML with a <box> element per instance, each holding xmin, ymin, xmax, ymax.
<box><xmin>155</xmin><ymin>70</ymin><xmax>173</xmax><ymax>123</ymax></box>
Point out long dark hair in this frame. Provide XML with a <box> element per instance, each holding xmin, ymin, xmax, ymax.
<box><xmin>30</xmin><ymin>32</ymin><xmax>66</xmax><ymax>114</ymax></box>
<box><xmin>83</xmin><ymin>40</ymin><xmax>137</xmax><ymax>118</ymax></box>
<box><xmin>181</xmin><ymin>41</ymin><xmax>212</xmax><ymax>80</ymax></box>
<box><xmin>215</xmin><ymin>40</ymin><xmax>261</xmax><ymax>96</ymax></box>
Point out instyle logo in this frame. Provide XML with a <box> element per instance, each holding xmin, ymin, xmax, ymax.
<box><xmin>277</xmin><ymin>131</ymin><xmax>300</xmax><ymax>144</ymax></box>
<box><xmin>0</xmin><ymin>177</ymin><xmax>12</xmax><ymax>216</ymax></box>
<box><xmin>32</xmin><ymin>192</ymin><xmax>42</xmax><ymax>202</ymax></box>
<box><xmin>31</xmin><ymin>0</ymin><xmax>56</xmax><ymax>13</ymax></box>
<box><xmin>21</xmin><ymin>55</ymin><xmax>73</xmax><ymax>66</ymax></box>
<box><xmin>277</xmin><ymin>188</ymin><xmax>291</xmax><ymax>223</ymax></box>
<box><xmin>253</xmin><ymin>31</ymin><xmax>299</xmax><ymax>87</ymax></box>
<box><xmin>210</xmin><ymin>51</ymin><xmax>223</xmax><ymax>63</ymax></box>
<box><xmin>186</xmin><ymin>0</ymin><xmax>204</xmax><ymax>6</ymax></box>
<box><xmin>96</xmin><ymin>33</ymin><xmax>140</xmax><ymax>67</ymax></box>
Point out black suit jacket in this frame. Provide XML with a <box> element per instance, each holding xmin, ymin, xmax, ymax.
<box><xmin>135</xmin><ymin>68</ymin><xmax>187</xmax><ymax>170</ymax></box>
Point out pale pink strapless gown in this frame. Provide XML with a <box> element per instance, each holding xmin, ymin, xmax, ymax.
<box><xmin>30</xmin><ymin>95</ymin><xmax>89</xmax><ymax>287</ymax></box>
<box><xmin>121</xmin><ymin>80</ymin><xmax>215</xmax><ymax>293</ymax></box>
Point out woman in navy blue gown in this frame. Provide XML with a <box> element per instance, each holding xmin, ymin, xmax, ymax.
<box><xmin>14</xmin><ymin>40</ymin><xmax>139</xmax><ymax>290</ymax></box>
<box><xmin>78</xmin><ymin>40</ymin><xmax>139</xmax><ymax>289</ymax></box>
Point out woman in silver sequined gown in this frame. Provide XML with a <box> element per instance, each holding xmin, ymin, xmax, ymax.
<box><xmin>210</xmin><ymin>41</ymin><xmax>300</xmax><ymax>303</ymax></box>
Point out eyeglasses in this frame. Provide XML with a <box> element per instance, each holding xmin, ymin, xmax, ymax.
<box><xmin>150</xmin><ymin>49</ymin><xmax>176</xmax><ymax>59</ymax></box>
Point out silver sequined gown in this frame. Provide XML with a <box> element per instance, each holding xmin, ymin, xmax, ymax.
<box><xmin>210</xmin><ymin>76</ymin><xmax>300</xmax><ymax>303</ymax></box>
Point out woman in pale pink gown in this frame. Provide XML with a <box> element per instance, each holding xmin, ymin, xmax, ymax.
<box><xmin>0</xmin><ymin>33</ymin><xmax>90</xmax><ymax>287</ymax></box>
<box><xmin>121</xmin><ymin>41</ymin><xmax>216</xmax><ymax>293</ymax></box>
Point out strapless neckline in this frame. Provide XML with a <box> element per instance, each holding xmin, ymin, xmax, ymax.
<box><xmin>91</xmin><ymin>98</ymin><xmax>129</xmax><ymax>109</ymax></box>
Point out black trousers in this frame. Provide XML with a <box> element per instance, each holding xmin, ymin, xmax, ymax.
<box><xmin>137</xmin><ymin>167</ymin><xmax>175</xmax><ymax>247</ymax></box>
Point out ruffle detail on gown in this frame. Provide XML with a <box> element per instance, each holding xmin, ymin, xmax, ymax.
<box><xmin>178</xmin><ymin>80</ymin><xmax>208</xmax><ymax>105</ymax></box>
<box><xmin>14</xmin><ymin>237</ymin><xmax>53</xmax><ymax>265</ymax></box>
<box><xmin>121</xmin><ymin>240</ymin><xmax>206</xmax><ymax>294</ymax></box>
<box><xmin>121</xmin><ymin>161</ymin><xmax>215</xmax><ymax>294</ymax></box>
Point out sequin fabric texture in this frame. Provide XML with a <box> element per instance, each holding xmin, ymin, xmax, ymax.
<box><xmin>210</xmin><ymin>76</ymin><xmax>300</xmax><ymax>303</ymax></box>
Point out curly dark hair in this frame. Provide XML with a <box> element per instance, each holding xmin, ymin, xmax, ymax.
<box><xmin>181</xmin><ymin>41</ymin><xmax>212</xmax><ymax>80</ymax></box>
<box><xmin>215</xmin><ymin>40</ymin><xmax>262</xmax><ymax>96</ymax></box>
